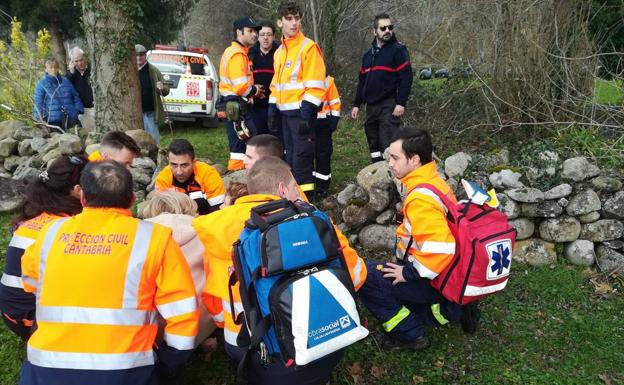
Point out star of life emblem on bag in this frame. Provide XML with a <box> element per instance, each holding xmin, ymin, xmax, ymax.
<box><xmin>486</xmin><ymin>239</ymin><xmax>512</xmax><ymax>280</ymax></box>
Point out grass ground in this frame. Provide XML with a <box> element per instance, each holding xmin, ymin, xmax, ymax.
<box><xmin>594</xmin><ymin>78</ymin><xmax>624</xmax><ymax>105</ymax></box>
<box><xmin>0</xmin><ymin>119</ymin><xmax>623</xmax><ymax>384</ymax></box>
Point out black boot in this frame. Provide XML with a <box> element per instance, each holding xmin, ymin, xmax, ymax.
<box><xmin>374</xmin><ymin>332</ymin><xmax>429</xmax><ymax>351</ymax></box>
<box><xmin>460</xmin><ymin>302</ymin><xmax>481</xmax><ymax>334</ymax></box>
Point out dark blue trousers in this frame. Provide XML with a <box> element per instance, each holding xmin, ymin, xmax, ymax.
<box><xmin>358</xmin><ymin>260</ymin><xmax>463</xmax><ymax>342</ymax></box>
<box><xmin>19</xmin><ymin>362</ymin><xmax>158</xmax><ymax>385</ymax></box>
<box><xmin>313</xmin><ymin>118</ymin><xmax>333</xmax><ymax>195</ymax></box>
<box><xmin>249</xmin><ymin>105</ymin><xmax>269</xmax><ymax>136</ymax></box>
<box><xmin>225</xmin><ymin>343</ymin><xmax>342</xmax><ymax>385</ymax></box>
<box><xmin>249</xmin><ymin>106</ymin><xmax>284</xmax><ymax>146</ymax></box>
<box><xmin>281</xmin><ymin>115</ymin><xmax>315</xmax><ymax>192</ymax></box>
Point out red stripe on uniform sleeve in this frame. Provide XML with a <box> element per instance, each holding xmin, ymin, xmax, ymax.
<box><xmin>360</xmin><ymin>60</ymin><xmax>409</xmax><ymax>74</ymax></box>
<box><xmin>253</xmin><ymin>69</ymin><xmax>274</xmax><ymax>74</ymax></box>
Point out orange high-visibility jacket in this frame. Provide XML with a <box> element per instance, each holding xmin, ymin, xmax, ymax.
<box><xmin>155</xmin><ymin>161</ymin><xmax>225</xmax><ymax>208</ymax></box>
<box><xmin>269</xmin><ymin>32</ymin><xmax>326</xmax><ymax>113</ymax></box>
<box><xmin>192</xmin><ymin>194</ymin><xmax>366</xmax><ymax>346</ymax></box>
<box><xmin>396</xmin><ymin>161</ymin><xmax>457</xmax><ymax>280</ymax></box>
<box><xmin>21</xmin><ymin>207</ymin><xmax>199</xmax><ymax>371</ymax></box>
<box><xmin>219</xmin><ymin>41</ymin><xmax>254</xmax><ymax>99</ymax></box>
<box><xmin>317</xmin><ymin>76</ymin><xmax>340</xmax><ymax>119</ymax></box>
<box><xmin>0</xmin><ymin>212</ymin><xmax>64</xmax><ymax>331</ymax></box>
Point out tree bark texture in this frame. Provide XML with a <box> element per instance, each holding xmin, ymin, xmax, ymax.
<box><xmin>48</xmin><ymin>21</ymin><xmax>67</xmax><ymax>73</ymax></box>
<box><xmin>82</xmin><ymin>0</ymin><xmax>143</xmax><ymax>133</ymax></box>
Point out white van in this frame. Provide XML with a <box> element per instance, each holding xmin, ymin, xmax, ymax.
<box><xmin>147</xmin><ymin>45</ymin><xmax>219</xmax><ymax>127</ymax></box>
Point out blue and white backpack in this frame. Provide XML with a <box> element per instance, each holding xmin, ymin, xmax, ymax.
<box><xmin>230</xmin><ymin>199</ymin><xmax>368</xmax><ymax>373</ymax></box>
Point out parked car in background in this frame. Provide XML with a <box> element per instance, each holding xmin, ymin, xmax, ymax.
<box><xmin>147</xmin><ymin>45</ymin><xmax>219</xmax><ymax>127</ymax></box>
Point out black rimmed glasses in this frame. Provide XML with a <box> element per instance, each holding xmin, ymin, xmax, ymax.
<box><xmin>379</xmin><ymin>25</ymin><xmax>394</xmax><ymax>32</ymax></box>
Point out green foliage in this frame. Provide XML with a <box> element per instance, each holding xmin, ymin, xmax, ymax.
<box><xmin>136</xmin><ymin>0</ymin><xmax>197</xmax><ymax>46</ymax></box>
<box><xmin>0</xmin><ymin>18</ymin><xmax>51</xmax><ymax>121</ymax></box>
<box><xmin>6</xmin><ymin>0</ymin><xmax>196</xmax><ymax>51</ymax></box>
<box><xmin>594</xmin><ymin>78</ymin><xmax>624</xmax><ymax>105</ymax></box>
<box><xmin>6</xmin><ymin>0</ymin><xmax>82</xmax><ymax>40</ymax></box>
<box><xmin>584</xmin><ymin>0</ymin><xmax>624</xmax><ymax>78</ymax></box>
<box><xmin>554</xmin><ymin>125</ymin><xmax>624</xmax><ymax>168</ymax></box>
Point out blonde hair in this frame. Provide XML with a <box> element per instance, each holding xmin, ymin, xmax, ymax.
<box><xmin>45</xmin><ymin>58</ymin><xmax>59</xmax><ymax>68</ymax></box>
<box><xmin>142</xmin><ymin>190</ymin><xmax>198</xmax><ymax>218</ymax></box>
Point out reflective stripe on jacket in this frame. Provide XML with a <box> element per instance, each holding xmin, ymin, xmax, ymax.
<box><xmin>155</xmin><ymin>161</ymin><xmax>225</xmax><ymax>208</ymax></box>
<box><xmin>192</xmin><ymin>194</ymin><xmax>366</xmax><ymax>346</ymax></box>
<box><xmin>0</xmin><ymin>213</ymin><xmax>63</xmax><ymax>318</ymax></box>
<box><xmin>21</xmin><ymin>208</ymin><xmax>199</xmax><ymax>373</ymax></box>
<box><xmin>269</xmin><ymin>32</ymin><xmax>326</xmax><ymax>113</ymax></box>
<box><xmin>317</xmin><ymin>76</ymin><xmax>341</xmax><ymax>119</ymax></box>
<box><xmin>219</xmin><ymin>41</ymin><xmax>254</xmax><ymax>99</ymax></box>
<box><xmin>396</xmin><ymin>161</ymin><xmax>456</xmax><ymax>280</ymax></box>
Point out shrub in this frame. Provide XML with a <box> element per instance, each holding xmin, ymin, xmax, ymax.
<box><xmin>0</xmin><ymin>18</ymin><xmax>51</xmax><ymax>122</ymax></box>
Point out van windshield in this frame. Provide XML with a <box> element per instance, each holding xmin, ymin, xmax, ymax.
<box><xmin>148</xmin><ymin>53</ymin><xmax>211</xmax><ymax>76</ymax></box>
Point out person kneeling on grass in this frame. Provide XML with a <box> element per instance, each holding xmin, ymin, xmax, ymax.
<box><xmin>142</xmin><ymin>190</ymin><xmax>217</xmax><ymax>354</ymax></box>
<box><xmin>192</xmin><ymin>156</ymin><xmax>367</xmax><ymax>385</ymax></box>
<box><xmin>358</xmin><ymin>127</ymin><xmax>480</xmax><ymax>350</ymax></box>
<box><xmin>0</xmin><ymin>155</ymin><xmax>87</xmax><ymax>341</ymax></box>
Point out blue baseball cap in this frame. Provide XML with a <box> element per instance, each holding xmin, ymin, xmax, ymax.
<box><xmin>233</xmin><ymin>17</ymin><xmax>261</xmax><ymax>31</ymax></box>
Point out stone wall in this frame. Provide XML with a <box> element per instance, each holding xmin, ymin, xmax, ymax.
<box><xmin>324</xmin><ymin>150</ymin><xmax>624</xmax><ymax>277</ymax></box>
<box><xmin>0</xmin><ymin>120</ymin><xmax>159</xmax><ymax>212</ymax></box>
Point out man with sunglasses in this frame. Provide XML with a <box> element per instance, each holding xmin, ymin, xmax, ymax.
<box><xmin>351</xmin><ymin>13</ymin><xmax>413</xmax><ymax>163</ymax></box>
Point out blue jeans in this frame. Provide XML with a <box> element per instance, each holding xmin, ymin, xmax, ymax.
<box><xmin>143</xmin><ymin>111</ymin><xmax>160</xmax><ymax>144</ymax></box>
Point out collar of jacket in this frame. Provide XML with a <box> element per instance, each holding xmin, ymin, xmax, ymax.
<box><xmin>43</xmin><ymin>73</ymin><xmax>62</xmax><ymax>82</ymax></box>
<box><xmin>371</xmin><ymin>33</ymin><xmax>398</xmax><ymax>50</ymax></box>
<box><xmin>235</xmin><ymin>194</ymin><xmax>281</xmax><ymax>205</ymax></box>
<box><xmin>81</xmin><ymin>207</ymin><xmax>133</xmax><ymax>217</ymax></box>
<box><xmin>232</xmin><ymin>40</ymin><xmax>249</xmax><ymax>54</ymax></box>
<box><xmin>250</xmin><ymin>41</ymin><xmax>279</xmax><ymax>56</ymax></box>
<box><xmin>399</xmin><ymin>160</ymin><xmax>440</xmax><ymax>191</ymax></box>
<box><xmin>281</xmin><ymin>31</ymin><xmax>305</xmax><ymax>48</ymax></box>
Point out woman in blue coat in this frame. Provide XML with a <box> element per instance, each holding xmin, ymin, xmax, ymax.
<box><xmin>33</xmin><ymin>59</ymin><xmax>84</xmax><ymax>131</ymax></box>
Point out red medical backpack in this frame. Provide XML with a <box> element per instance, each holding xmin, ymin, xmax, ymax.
<box><xmin>414</xmin><ymin>184</ymin><xmax>516</xmax><ymax>305</ymax></box>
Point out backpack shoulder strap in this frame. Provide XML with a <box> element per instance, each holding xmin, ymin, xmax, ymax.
<box><xmin>406</xmin><ymin>184</ymin><xmax>452</xmax><ymax>214</ymax></box>
<box><xmin>400</xmin><ymin>184</ymin><xmax>459</xmax><ymax>264</ymax></box>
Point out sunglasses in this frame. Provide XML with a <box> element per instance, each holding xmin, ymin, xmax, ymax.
<box><xmin>68</xmin><ymin>155</ymin><xmax>86</xmax><ymax>166</ymax></box>
<box><xmin>379</xmin><ymin>25</ymin><xmax>394</xmax><ymax>32</ymax></box>
<box><xmin>68</xmin><ymin>155</ymin><xmax>86</xmax><ymax>185</ymax></box>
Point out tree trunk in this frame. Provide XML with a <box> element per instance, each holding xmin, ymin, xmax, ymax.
<box><xmin>82</xmin><ymin>1</ymin><xmax>143</xmax><ymax>133</ymax></box>
<box><xmin>48</xmin><ymin>21</ymin><xmax>67</xmax><ymax>73</ymax></box>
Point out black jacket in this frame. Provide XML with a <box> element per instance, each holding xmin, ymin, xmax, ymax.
<box><xmin>65</xmin><ymin>66</ymin><xmax>94</xmax><ymax>108</ymax></box>
<box><xmin>353</xmin><ymin>35</ymin><xmax>413</xmax><ymax>107</ymax></box>
<box><xmin>248</xmin><ymin>41</ymin><xmax>279</xmax><ymax>108</ymax></box>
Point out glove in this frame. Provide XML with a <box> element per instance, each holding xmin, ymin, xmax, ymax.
<box><xmin>300</xmin><ymin>100</ymin><xmax>317</xmax><ymax>121</ymax></box>
<box><xmin>298</xmin><ymin>118</ymin><xmax>311</xmax><ymax>136</ymax></box>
